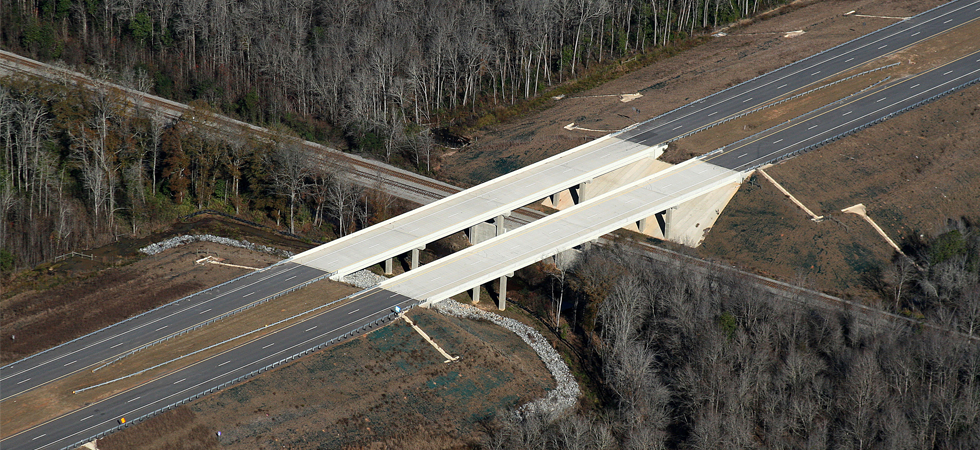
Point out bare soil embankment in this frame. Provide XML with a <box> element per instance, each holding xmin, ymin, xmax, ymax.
<box><xmin>700</xmin><ymin>85</ymin><xmax>980</xmax><ymax>299</ymax></box>
<box><xmin>1</xmin><ymin>279</ymin><xmax>357</xmax><ymax>438</ymax></box>
<box><xmin>439</xmin><ymin>0</ymin><xmax>946</xmax><ymax>185</ymax></box>
<box><xmin>98</xmin><ymin>308</ymin><xmax>554</xmax><ymax>450</ymax></box>
<box><xmin>1</xmin><ymin>216</ymin><xmax>315</xmax><ymax>364</ymax></box>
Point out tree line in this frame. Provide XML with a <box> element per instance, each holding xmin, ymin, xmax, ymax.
<box><xmin>2</xmin><ymin>0</ymin><xmax>786</xmax><ymax>162</ymax></box>
<box><xmin>485</xmin><ymin>239</ymin><xmax>980</xmax><ymax>449</ymax></box>
<box><xmin>1</xmin><ymin>78</ymin><xmax>397</xmax><ymax>270</ymax></box>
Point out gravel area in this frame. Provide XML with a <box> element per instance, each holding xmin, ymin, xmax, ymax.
<box><xmin>432</xmin><ymin>299</ymin><xmax>580</xmax><ymax>420</ymax></box>
<box><xmin>139</xmin><ymin>234</ymin><xmax>293</xmax><ymax>258</ymax></box>
<box><xmin>340</xmin><ymin>270</ymin><xmax>388</xmax><ymax>289</ymax></box>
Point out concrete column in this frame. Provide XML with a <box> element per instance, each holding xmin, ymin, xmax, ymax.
<box><xmin>384</xmin><ymin>257</ymin><xmax>393</xmax><ymax>275</ymax></box>
<box><xmin>664</xmin><ymin>207</ymin><xmax>674</xmax><ymax>240</ymax></box>
<box><xmin>636</xmin><ymin>217</ymin><xmax>647</xmax><ymax>233</ymax></box>
<box><xmin>577</xmin><ymin>180</ymin><xmax>592</xmax><ymax>203</ymax></box>
<box><xmin>410</xmin><ymin>245</ymin><xmax>425</xmax><ymax>270</ymax></box>
<box><xmin>472</xmin><ymin>285</ymin><xmax>480</xmax><ymax>304</ymax></box>
<box><xmin>550</xmin><ymin>192</ymin><xmax>560</xmax><ymax>207</ymax></box>
<box><xmin>497</xmin><ymin>272</ymin><xmax>513</xmax><ymax>311</ymax></box>
<box><xmin>467</xmin><ymin>225</ymin><xmax>477</xmax><ymax>244</ymax></box>
<box><xmin>495</xmin><ymin>213</ymin><xmax>509</xmax><ymax>236</ymax></box>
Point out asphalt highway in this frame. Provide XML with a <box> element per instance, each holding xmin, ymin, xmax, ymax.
<box><xmin>2</xmin><ymin>288</ymin><xmax>416</xmax><ymax>450</ymax></box>
<box><xmin>707</xmin><ymin>50</ymin><xmax>980</xmax><ymax>170</ymax></box>
<box><xmin>2</xmin><ymin>1</ymin><xmax>978</xmax><ymax>448</ymax></box>
<box><xmin>1</xmin><ymin>262</ymin><xmax>327</xmax><ymax>400</ymax></box>
<box><xmin>381</xmin><ymin>50</ymin><xmax>980</xmax><ymax>304</ymax></box>
<box><xmin>290</xmin><ymin>0</ymin><xmax>980</xmax><ymax>281</ymax></box>
<box><xmin>617</xmin><ymin>0</ymin><xmax>980</xmax><ymax>145</ymax></box>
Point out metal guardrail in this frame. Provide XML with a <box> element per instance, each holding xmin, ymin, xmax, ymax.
<box><xmin>77</xmin><ymin>284</ymin><xmax>378</xmax><ymax>393</ymax></box>
<box><xmin>53</xmin><ymin>252</ymin><xmax>95</xmax><ymax>262</ymax></box>
<box><xmin>61</xmin><ymin>303</ymin><xmax>416</xmax><ymax>450</ymax></box>
<box><xmin>614</xmin><ymin>1</ymin><xmax>944</xmax><ymax>139</ymax></box>
<box><xmin>749</xmin><ymin>76</ymin><xmax>980</xmax><ymax>170</ymax></box>
<box><xmin>676</xmin><ymin>63</ymin><xmax>901</xmax><ymax>144</ymax></box>
<box><xmin>0</xmin><ymin>257</ymin><xmax>295</xmax><ymax>372</ymax></box>
<box><xmin>92</xmin><ymin>271</ymin><xmax>336</xmax><ymax>372</ymax></box>
<box><xmin>699</xmin><ymin>75</ymin><xmax>894</xmax><ymax>162</ymax></box>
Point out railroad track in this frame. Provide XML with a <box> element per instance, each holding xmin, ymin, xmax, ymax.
<box><xmin>3</xmin><ymin>49</ymin><xmax>966</xmax><ymax>341</ymax></box>
<box><xmin>0</xmin><ymin>49</ymin><xmax>458</xmax><ymax>206</ymax></box>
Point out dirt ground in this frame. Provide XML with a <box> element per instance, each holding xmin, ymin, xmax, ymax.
<box><xmin>1</xmin><ymin>216</ymin><xmax>315</xmax><ymax>364</ymax></box>
<box><xmin>700</xmin><ymin>84</ymin><xmax>980</xmax><ymax>300</ymax></box>
<box><xmin>1</xmin><ymin>279</ymin><xmax>357</xmax><ymax>438</ymax></box>
<box><xmin>668</xmin><ymin>21</ymin><xmax>980</xmax><ymax>162</ymax></box>
<box><xmin>435</xmin><ymin>0</ymin><xmax>975</xmax><ymax>304</ymax></box>
<box><xmin>439</xmin><ymin>0</ymin><xmax>947</xmax><ymax>185</ymax></box>
<box><xmin>98</xmin><ymin>308</ymin><xmax>554</xmax><ymax>450</ymax></box>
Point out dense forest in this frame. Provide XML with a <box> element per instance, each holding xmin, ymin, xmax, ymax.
<box><xmin>1</xmin><ymin>0</ymin><xmax>790</xmax><ymax>269</ymax></box>
<box><xmin>0</xmin><ymin>79</ymin><xmax>399</xmax><ymax>269</ymax></box>
<box><xmin>486</xmin><ymin>229</ymin><xmax>980</xmax><ymax>449</ymax></box>
<box><xmin>2</xmin><ymin>0</ymin><xmax>786</xmax><ymax>152</ymax></box>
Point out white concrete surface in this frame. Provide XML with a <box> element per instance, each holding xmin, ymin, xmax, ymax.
<box><xmin>290</xmin><ymin>134</ymin><xmax>663</xmax><ymax>279</ymax></box>
<box><xmin>380</xmin><ymin>158</ymin><xmax>746</xmax><ymax>304</ymax></box>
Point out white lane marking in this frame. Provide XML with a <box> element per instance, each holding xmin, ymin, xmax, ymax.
<box><xmin>742</xmin><ymin>97</ymin><xmax>753</xmax><ymax>103</ymax></box>
<box><xmin>305</xmin><ymin>326</ymin><xmax>318</xmax><ymax>332</ymax></box>
<box><xmin>708</xmin><ymin>111</ymin><xmax>718</xmax><ymax>116</ymax></box>
<box><xmin>878</xmin><ymin>45</ymin><xmax>887</xmax><ymax>50</ymax></box>
<box><xmin>218</xmin><ymin>360</ymin><xmax>231</xmax><ymax>367</ymax></box>
<box><xmin>737</xmin><ymin>153</ymin><xmax>748</xmax><ymax>159</ymax></box>
<box><xmin>173</xmin><ymin>378</ymin><xmax>186</xmax><ymax>384</ymax></box>
<box><xmin>262</xmin><ymin>343</ymin><xmax>275</xmax><ymax>349</ymax></box>
<box><xmin>672</xmin><ymin>125</ymin><xmax>683</xmax><ymax>130</ymax></box>
<box><xmin>199</xmin><ymin>308</ymin><xmax>212</xmax><ymax>314</ymax></box>
<box><xmin>811</xmin><ymin>71</ymin><xmax>821</xmax><ymax>76</ymax></box>
<box><xmin>154</xmin><ymin>326</ymin><xmax>167</xmax><ymax>332</ymax></box>
<box><xmin>81</xmin><ymin>415</ymin><xmax>93</xmax><ymax>421</ymax></box>
<box><xmin>284</xmin><ymin>276</ymin><xmax>296</xmax><ymax>281</ymax></box>
<box><xmin>127</xmin><ymin>396</ymin><xmax>141</xmax><ymax>403</ymax></box>
<box><xmin>845</xmin><ymin>57</ymin><xmax>854</xmax><ymax>63</ymax></box>
<box><xmin>808</xmin><ymin>125</ymin><xmax>819</xmax><ymax>130</ymax></box>
<box><xmin>911</xmin><ymin>31</ymin><xmax>921</xmax><ymax>37</ymax></box>
<box><xmin>773</xmin><ymin>139</ymin><xmax>783</xmax><ymax>144</ymax></box>
<box><xmin>111</xmin><ymin>342</ymin><xmax>124</xmax><ymax>348</ymax></box>
<box><xmin>348</xmin><ymin>308</ymin><xmax>360</xmax><ymax>315</ymax></box>
<box><xmin>842</xmin><ymin>111</ymin><xmax>852</xmax><ymax>116</ymax></box>
<box><xmin>877</xmin><ymin>97</ymin><xmax>887</xmax><ymax>102</ymax></box>
<box><xmin>943</xmin><ymin>70</ymin><xmax>953</xmax><ymax>76</ymax></box>
<box><xmin>910</xmin><ymin>84</ymin><xmax>920</xmax><ymax>89</ymax></box>
<box><xmin>943</xmin><ymin>19</ymin><xmax>953</xmax><ymax>23</ymax></box>
<box><xmin>776</xmin><ymin>84</ymin><xmax>787</xmax><ymax>89</ymax></box>
<box><xmin>32</xmin><ymin>434</ymin><xmax>47</xmax><ymax>441</ymax></box>
<box><xmin>63</xmin><ymin>360</ymin><xmax>77</xmax><ymax>367</ymax></box>
<box><xmin>243</xmin><ymin>291</ymin><xmax>255</xmax><ymax>297</ymax></box>
<box><xmin>16</xmin><ymin>378</ymin><xmax>31</xmax><ymax>384</ymax></box>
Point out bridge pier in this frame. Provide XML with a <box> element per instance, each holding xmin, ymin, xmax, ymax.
<box><xmin>497</xmin><ymin>272</ymin><xmax>513</xmax><ymax>311</ymax></box>
<box><xmin>495</xmin><ymin>212</ymin><xmax>510</xmax><ymax>236</ymax></box>
<box><xmin>384</xmin><ymin>257</ymin><xmax>393</xmax><ymax>275</ymax></box>
<box><xmin>411</xmin><ymin>245</ymin><xmax>426</xmax><ymax>270</ymax></box>
<box><xmin>472</xmin><ymin>284</ymin><xmax>481</xmax><ymax>304</ymax></box>
<box><xmin>576</xmin><ymin>180</ymin><xmax>592</xmax><ymax>203</ymax></box>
